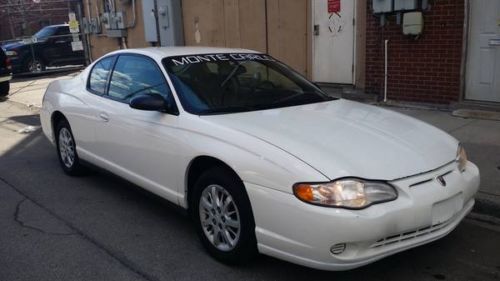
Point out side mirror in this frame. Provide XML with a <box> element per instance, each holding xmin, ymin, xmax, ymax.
<box><xmin>130</xmin><ymin>94</ymin><xmax>166</xmax><ymax>111</ymax></box>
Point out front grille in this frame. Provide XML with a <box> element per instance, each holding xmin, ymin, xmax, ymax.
<box><xmin>370</xmin><ymin>218</ymin><xmax>453</xmax><ymax>249</ymax></box>
<box><xmin>408</xmin><ymin>170</ymin><xmax>453</xmax><ymax>188</ymax></box>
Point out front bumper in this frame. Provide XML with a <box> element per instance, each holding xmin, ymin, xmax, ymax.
<box><xmin>5</xmin><ymin>56</ymin><xmax>24</xmax><ymax>74</ymax></box>
<box><xmin>245</xmin><ymin>161</ymin><xmax>480</xmax><ymax>271</ymax></box>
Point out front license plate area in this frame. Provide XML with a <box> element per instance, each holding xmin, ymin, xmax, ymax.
<box><xmin>432</xmin><ymin>193</ymin><xmax>463</xmax><ymax>225</ymax></box>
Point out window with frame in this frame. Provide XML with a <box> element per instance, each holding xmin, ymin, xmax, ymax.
<box><xmin>88</xmin><ymin>56</ymin><xmax>115</xmax><ymax>95</ymax></box>
<box><xmin>108</xmin><ymin>55</ymin><xmax>172</xmax><ymax>103</ymax></box>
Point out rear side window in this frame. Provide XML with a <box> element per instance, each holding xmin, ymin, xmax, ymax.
<box><xmin>108</xmin><ymin>55</ymin><xmax>171</xmax><ymax>102</ymax></box>
<box><xmin>88</xmin><ymin>56</ymin><xmax>115</xmax><ymax>95</ymax></box>
<box><xmin>55</xmin><ymin>26</ymin><xmax>71</xmax><ymax>36</ymax></box>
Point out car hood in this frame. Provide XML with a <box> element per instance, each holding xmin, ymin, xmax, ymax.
<box><xmin>2</xmin><ymin>41</ymin><xmax>24</xmax><ymax>50</ymax></box>
<box><xmin>201</xmin><ymin>99</ymin><xmax>458</xmax><ymax>181</ymax></box>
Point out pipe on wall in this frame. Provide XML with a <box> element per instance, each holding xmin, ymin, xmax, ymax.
<box><xmin>85</xmin><ymin>0</ymin><xmax>93</xmax><ymax>62</ymax></box>
<box><xmin>384</xmin><ymin>39</ymin><xmax>389</xmax><ymax>102</ymax></box>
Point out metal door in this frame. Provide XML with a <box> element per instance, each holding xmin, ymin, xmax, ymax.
<box><xmin>312</xmin><ymin>0</ymin><xmax>355</xmax><ymax>84</ymax></box>
<box><xmin>465</xmin><ymin>0</ymin><xmax>500</xmax><ymax>102</ymax></box>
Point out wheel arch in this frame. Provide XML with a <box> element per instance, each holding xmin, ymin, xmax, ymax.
<box><xmin>185</xmin><ymin>155</ymin><xmax>244</xmax><ymax>213</ymax></box>
<box><xmin>51</xmin><ymin>110</ymin><xmax>67</xmax><ymax>140</ymax></box>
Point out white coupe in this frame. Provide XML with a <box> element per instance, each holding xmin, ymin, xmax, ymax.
<box><xmin>40</xmin><ymin>47</ymin><xmax>479</xmax><ymax>270</ymax></box>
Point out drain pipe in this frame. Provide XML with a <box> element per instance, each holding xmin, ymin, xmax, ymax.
<box><xmin>85</xmin><ymin>0</ymin><xmax>93</xmax><ymax>62</ymax></box>
<box><xmin>384</xmin><ymin>39</ymin><xmax>389</xmax><ymax>103</ymax></box>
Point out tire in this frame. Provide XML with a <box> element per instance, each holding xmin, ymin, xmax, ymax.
<box><xmin>55</xmin><ymin>119</ymin><xmax>85</xmax><ymax>176</ymax></box>
<box><xmin>192</xmin><ymin>166</ymin><xmax>258</xmax><ymax>264</ymax></box>
<box><xmin>24</xmin><ymin>58</ymin><xmax>45</xmax><ymax>74</ymax></box>
<box><xmin>0</xmin><ymin>81</ymin><xmax>9</xmax><ymax>97</ymax></box>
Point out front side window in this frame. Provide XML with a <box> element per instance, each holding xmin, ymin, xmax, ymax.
<box><xmin>108</xmin><ymin>55</ymin><xmax>172</xmax><ymax>103</ymax></box>
<box><xmin>163</xmin><ymin>53</ymin><xmax>334</xmax><ymax>115</ymax></box>
<box><xmin>88</xmin><ymin>56</ymin><xmax>115</xmax><ymax>95</ymax></box>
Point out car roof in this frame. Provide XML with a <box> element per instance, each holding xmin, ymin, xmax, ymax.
<box><xmin>44</xmin><ymin>24</ymin><xmax>69</xmax><ymax>28</ymax></box>
<box><xmin>106</xmin><ymin>46</ymin><xmax>262</xmax><ymax>61</ymax></box>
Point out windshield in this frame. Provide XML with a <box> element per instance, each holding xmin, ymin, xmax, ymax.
<box><xmin>34</xmin><ymin>26</ymin><xmax>57</xmax><ymax>40</ymax></box>
<box><xmin>163</xmin><ymin>53</ymin><xmax>335</xmax><ymax>115</ymax></box>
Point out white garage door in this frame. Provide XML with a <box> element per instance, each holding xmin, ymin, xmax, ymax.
<box><xmin>465</xmin><ymin>0</ymin><xmax>500</xmax><ymax>102</ymax></box>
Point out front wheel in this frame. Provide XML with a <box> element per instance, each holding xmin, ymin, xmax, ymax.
<box><xmin>55</xmin><ymin>119</ymin><xmax>85</xmax><ymax>176</ymax></box>
<box><xmin>25</xmin><ymin>58</ymin><xmax>45</xmax><ymax>74</ymax></box>
<box><xmin>193</xmin><ymin>166</ymin><xmax>258</xmax><ymax>264</ymax></box>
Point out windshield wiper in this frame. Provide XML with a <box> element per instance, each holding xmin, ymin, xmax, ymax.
<box><xmin>268</xmin><ymin>91</ymin><xmax>313</xmax><ymax>105</ymax></box>
<box><xmin>198</xmin><ymin>105</ymin><xmax>256</xmax><ymax>115</ymax></box>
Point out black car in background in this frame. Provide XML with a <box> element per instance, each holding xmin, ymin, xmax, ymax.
<box><xmin>2</xmin><ymin>24</ymin><xmax>85</xmax><ymax>74</ymax></box>
<box><xmin>0</xmin><ymin>47</ymin><xmax>12</xmax><ymax>96</ymax></box>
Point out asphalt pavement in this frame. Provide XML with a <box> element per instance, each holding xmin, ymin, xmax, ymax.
<box><xmin>1</xmin><ymin>93</ymin><xmax>500</xmax><ymax>281</ymax></box>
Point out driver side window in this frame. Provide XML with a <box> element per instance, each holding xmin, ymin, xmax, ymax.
<box><xmin>108</xmin><ymin>55</ymin><xmax>172</xmax><ymax>103</ymax></box>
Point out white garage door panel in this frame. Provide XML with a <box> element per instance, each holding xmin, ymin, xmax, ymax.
<box><xmin>465</xmin><ymin>0</ymin><xmax>500</xmax><ymax>102</ymax></box>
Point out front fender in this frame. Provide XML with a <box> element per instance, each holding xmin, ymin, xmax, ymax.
<box><xmin>177</xmin><ymin>116</ymin><xmax>329</xmax><ymax>207</ymax></box>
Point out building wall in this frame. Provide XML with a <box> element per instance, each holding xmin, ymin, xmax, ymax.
<box><xmin>182</xmin><ymin>0</ymin><xmax>309</xmax><ymax>76</ymax></box>
<box><xmin>355</xmin><ymin>0</ymin><xmax>366</xmax><ymax>88</ymax></box>
<box><xmin>82</xmin><ymin>0</ymin><xmax>150</xmax><ymax>60</ymax></box>
<box><xmin>365</xmin><ymin>1</ymin><xmax>465</xmax><ymax>104</ymax></box>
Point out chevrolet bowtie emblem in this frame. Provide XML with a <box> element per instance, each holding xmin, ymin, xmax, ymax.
<box><xmin>436</xmin><ymin>176</ymin><xmax>447</xmax><ymax>186</ymax></box>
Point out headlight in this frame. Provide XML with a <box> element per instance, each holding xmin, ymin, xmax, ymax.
<box><xmin>293</xmin><ymin>178</ymin><xmax>397</xmax><ymax>209</ymax></box>
<box><xmin>5</xmin><ymin>50</ymin><xmax>17</xmax><ymax>56</ymax></box>
<box><xmin>456</xmin><ymin>145</ymin><xmax>467</xmax><ymax>172</ymax></box>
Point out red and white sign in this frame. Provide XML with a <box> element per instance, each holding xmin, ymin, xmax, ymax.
<box><xmin>328</xmin><ymin>0</ymin><xmax>340</xmax><ymax>13</ymax></box>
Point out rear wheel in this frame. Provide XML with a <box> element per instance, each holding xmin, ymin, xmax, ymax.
<box><xmin>192</xmin><ymin>166</ymin><xmax>258</xmax><ymax>264</ymax></box>
<box><xmin>0</xmin><ymin>81</ymin><xmax>9</xmax><ymax>96</ymax></box>
<box><xmin>25</xmin><ymin>58</ymin><xmax>45</xmax><ymax>74</ymax></box>
<box><xmin>55</xmin><ymin>119</ymin><xmax>85</xmax><ymax>176</ymax></box>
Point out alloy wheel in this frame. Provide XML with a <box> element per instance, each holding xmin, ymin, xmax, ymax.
<box><xmin>28</xmin><ymin>60</ymin><xmax>43</xmax><ymax>73</ymax></box>
<box><xmin>199</xmin><ymin>184</ymin><xmax>241</xmax><ymax>252</ymax></box>
<box><xmin>58</xmin><ymin>127</ymin><xmax>75</xmax><ymax>168</ymax></box>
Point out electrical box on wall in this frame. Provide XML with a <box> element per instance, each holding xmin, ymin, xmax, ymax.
<box><xmin>402</xmin><ymin>12</ymin><xmax>423</xmax><ymax>35</ymax></box>
<box><xmin>82</xmin><ymin>18</ymin><xmax>102</xmax><ymax>34</ymax></box>
<box><xmin>100</xmin><ymin>11</ymin><xmax>128</xmax><ymax>37</ymax></box>
<box><xmin>157</xmin><ymin>0</ymin><xmax>184</xmax><ymax>46</ymax></box>
<box><xmin>394</xmin><ymin>0</ymin><xmax>417</xmax><ymax>11</ymax></box>
<box><xmin>373</xmin><ymin>0</ymin><xmax>393</xmax><ymax>13</ymax></box>
<box><xmin>142</xmin><ymin>0</ymin><xmax>184</xmax><ymax>46</ymax></box>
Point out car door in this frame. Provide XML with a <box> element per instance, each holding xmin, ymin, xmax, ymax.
<box><xmin>93</xmin><ymin>54</ymin><xmax>183</xmax><ymax>203</ymax></box>
<box><xmin>73</xmin><ymin>55</ymin><xmax>116</xmax><ymax>157</ymax></box>
<box><xmin>53</xmin><ymin>26</ymin><xmax>78</xmax><ymax>64</ymax></box>
<box><xmin>39</xmin><ymin>26</ymin><xmax>64</xmax><ymax>64</ymax></box>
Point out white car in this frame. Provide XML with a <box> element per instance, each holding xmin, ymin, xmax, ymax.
<box><xmin>40</xmin><ymin>47</ymin><xmax>479</xmax><ymax>271</ymax></box>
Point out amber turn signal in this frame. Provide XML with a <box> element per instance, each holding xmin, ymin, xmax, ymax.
<box><xmin>293</xmin><ymin>184</ymin><xmax>314</xmax><ymax>202</ymax></box>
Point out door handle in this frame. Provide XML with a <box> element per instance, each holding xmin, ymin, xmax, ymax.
<box><xmin>314</xmin><ymin>24</ymin><xmax>320</xmax><ymax>36</ymax></box>
<box><xmin>98</xmin><ymin>112</ymin><xmax>109</xmax><ymax>122</ymax></box>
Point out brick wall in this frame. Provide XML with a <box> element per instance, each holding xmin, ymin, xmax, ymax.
<box><xmin>365</xmin><ymin>1</ymin><xmax>465</xmax><ymax>104</ymax></box>
<box><xmin>0</xmin><ymin>0</ymin><xmax>76</xmax><ymax>42</ymax></box>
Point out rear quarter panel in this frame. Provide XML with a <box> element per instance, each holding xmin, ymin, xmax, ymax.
<box><xmin>40</xmin><ymin>73</ymin><xmax>95</xmax><ymax>149</ymax></box>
